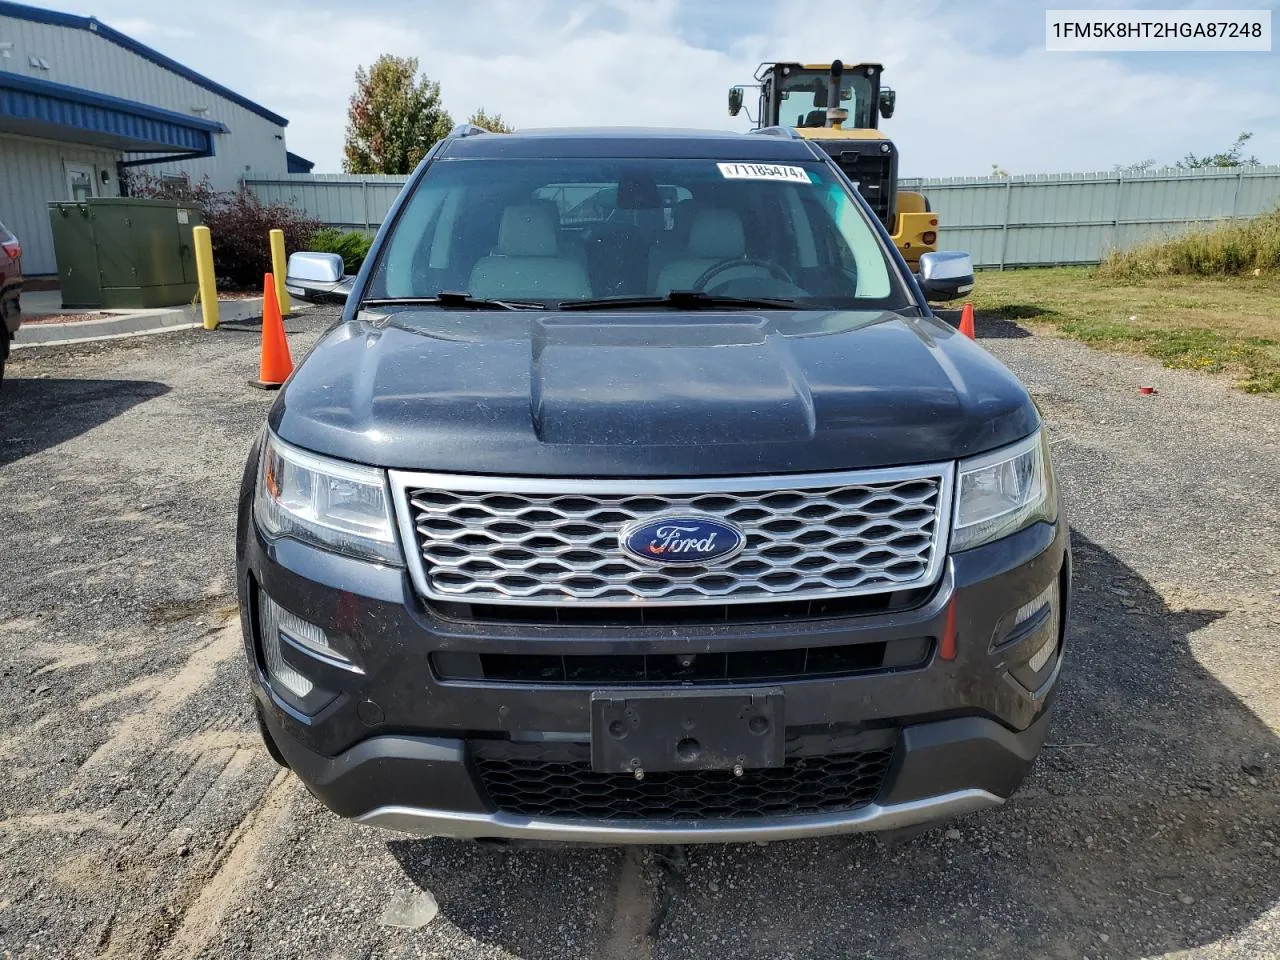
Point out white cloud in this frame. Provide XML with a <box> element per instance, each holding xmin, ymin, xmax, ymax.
<box><xmin>741</xmin><ymin>0</ymin><xmax>1280</xmax><ymax>177</ymax></box>
<box><xmin>89</xmin><ymin>0</ymin><xmax>1280</xmax><ymax>176</ymax></box>
<box><xmin>105</xmin><ymin>17</ymin><xmax>194</xmax><ymax>40</ymax></box>
<box><xmin>232</xmin><ymin>0</ymin><xmax>752</xmax><ymax>168</ymax></box>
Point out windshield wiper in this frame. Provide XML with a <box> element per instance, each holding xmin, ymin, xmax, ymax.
<box><xmin>361</xmin><ymin>291</ymin><xmax>545</xmax><ymax>310</ymax></box>
<box><xmin>557</xmin><ymin>290</ymin><xmax>798</xmax><ymax>311</ymax></box>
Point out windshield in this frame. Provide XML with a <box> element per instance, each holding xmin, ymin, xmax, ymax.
<box><xmin>777</xmin><ymin>70</ymin><xmax>874</xmax><ymax>130</ymax></box>
<box><xmin>365</xmin><ymin>156</ymin><xmax>907</xmax><ymax>311</ymax></box>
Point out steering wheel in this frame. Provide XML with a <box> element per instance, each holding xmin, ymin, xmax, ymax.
<box><xmin>692</xmin><ymin>258</ymin><xmax>793</xmax><ymax>291</ymax></box>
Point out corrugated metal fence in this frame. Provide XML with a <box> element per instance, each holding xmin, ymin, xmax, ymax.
<box><xmin>245</xmin><ymin>173</ymin><xmax>410</xmax><ymax>232</ymax></box>
<box><xmin>246</xmin><ymin>165</ymin><xmax>1280</xmax><ymax>269</ymax></box>
<box><xmin>899</xmin><ymin>165</ymin><xmax>1280</xmax><ymax>268</ymax></box>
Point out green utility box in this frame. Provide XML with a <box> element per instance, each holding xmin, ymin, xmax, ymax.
<box><xmin>48</xmin><ymin>198</ymin><xmax>202</xmax><ymax>309</ymax></box>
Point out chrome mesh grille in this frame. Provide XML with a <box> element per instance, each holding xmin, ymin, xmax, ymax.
<box><xmin>390</xmin><ymin>468</ymin><xmax>951</xmax><ymax>607</ymax></box>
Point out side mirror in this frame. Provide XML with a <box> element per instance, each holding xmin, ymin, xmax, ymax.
<box><xmin>917</xmin><ymin>251</ymin><xmax>974</xmax><ymax>302</ymax></box>
<box><xmin>728</xmin><ymin>87</ymin><xmax>744</xmax><ymax>117</ymax></box>
<box><xmin>879</xmin><ymin>88</ymin><xmax>896</xmax><ymax>119</ymax></box>
<box><xmin>285</xmin><ymin>251</ymin><xmax>352</xmax><ymax>303</ymax></box>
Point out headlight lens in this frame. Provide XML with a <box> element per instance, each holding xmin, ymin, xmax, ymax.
<box><xmin>254</xmin><ymin>431</ymin><xmax>401</xmax><ymax>565</ymax></box>
<box><xmin>951</xmin><ymin>430</ymin><xmax>1053</xmax><ymax>552</ymax></box>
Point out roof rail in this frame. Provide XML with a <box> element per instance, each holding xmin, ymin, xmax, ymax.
<box><xmin>748</xmin><ymin>126</ymin><xmax>802</xmax><ymax>139</ymax></box>
<box><xmin>447</xmin><ymin>123</ymin><xmax>491</xmax><ymax>138</ymax></box>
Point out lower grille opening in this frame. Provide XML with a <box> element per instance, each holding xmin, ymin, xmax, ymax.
<box><xmin>431</xmin><ymin>586</ymin><xmax>933</xmax><ymax>627</ymax></box>
<box><xmin>433</xmin><ymin>636</ymin><xmax>932</xmax><ymax>686</ymax></box>
<box><xmin>473</xmin><ymin>748</ymin><xmax>895</xmax><ymax>821</ymax></box>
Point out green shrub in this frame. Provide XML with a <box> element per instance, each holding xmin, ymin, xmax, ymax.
<box><xmin>1098</xmin><ymin>208</ymin><xmax>1280</xmax><ymax>280</ymax></box>
<box><xmin>309</xmin><ymin>228</ymin><xmax>374</xmax><ymax>274</ymax></box>
<box><xmin>203</xmin><ymin>190</ymin><xmax>322</xmax><ymax>289</ymax></box>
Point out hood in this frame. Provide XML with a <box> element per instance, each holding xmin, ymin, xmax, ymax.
<box><xmin>270</xmin><ymin>309</ymin><xmax>1039</xmax><ymax>477</ymax></box>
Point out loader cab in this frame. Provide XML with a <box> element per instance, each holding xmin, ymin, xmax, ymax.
<box><xmin>745</xmin><ymin>62</ymin><xmax>893</xmax><ymax>132</ymax></box>
<box><xmin>727</xmin><ymin>61</ymin><xmax>933</xmax><ymax>270</ymax></box>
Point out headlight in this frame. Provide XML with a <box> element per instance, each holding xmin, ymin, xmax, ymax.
<box><xmin>254</xmin><ymin>431</ymin><xmax>401</xmax><ymax>565</ymax></box>
<box><xmin>951</xmin><ymin>430</ymin><xmax>1054</xmax><ymax>552</ymax></box>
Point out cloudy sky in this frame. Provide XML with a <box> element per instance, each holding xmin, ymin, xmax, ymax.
<box><xmin>80</xmin><ymin>0</ymin><xmax>1280</xmax><ymax>176</ymax></box>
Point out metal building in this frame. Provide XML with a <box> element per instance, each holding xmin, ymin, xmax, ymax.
<box><xmin>0</xmin><ymin>0</ymin><xmax>310</xmax><ymax>275</ymax></box>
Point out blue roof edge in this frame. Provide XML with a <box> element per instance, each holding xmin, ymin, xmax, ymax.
<box><xmin>0</xmin><ymin>0</ymin><xmax>289</xmax><ymax>127</ymax></box>
<box><xmin>0</xmin><ymin>70</ymin><xmax>228</xmax><ymax>132</ymax></box>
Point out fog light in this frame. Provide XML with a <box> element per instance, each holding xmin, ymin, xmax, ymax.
<box><xmin>1015</xmin><ymin>581</ymin><xmax>1057</xmax><ymax>629</ymax></box>
<box><xmin>922</xmin><ymin>231</ymin><xmax>937</xmax><ymax>245</ymax></box>
<box><xmin>257</xmin><ymin>591</ymin><xmax>339</xmax><ymax>699</ymax></box>
<box><xmin>1012</xmin><ymin>581</ymin><xmax>1060</xmax><ymax>683</ymax></box>
<box><xmin>1026</xmin><ymin>619</ymin><xmax>1059</xmax><ymax>672</ymax></box>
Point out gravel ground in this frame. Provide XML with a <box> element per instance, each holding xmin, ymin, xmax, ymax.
<box><xmin>1</xmin><ymin>309</ymin><xmax>1277</xmax><ymax>960</ymax></box>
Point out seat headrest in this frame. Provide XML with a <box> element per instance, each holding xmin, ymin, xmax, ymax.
<box><xmin>687</xmin><ymin>208</ymin><xmax>745</xmax><ymax>259</ymax></box>
<box><xmin>498</xmin><ymin>204</ymin><xmax>558</xmax><ymax>257</ymax></box>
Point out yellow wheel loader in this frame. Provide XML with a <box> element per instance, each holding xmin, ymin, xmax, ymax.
<box><xmin>729</xmin><ymin>61</ymin><xmax>937</xmax><ymax>269</ymax></box>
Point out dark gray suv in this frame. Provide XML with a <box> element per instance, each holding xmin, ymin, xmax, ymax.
<box><xmin>238</xmin><ymin>126</ymin><xmax>1069</xmax><ymax>843</ymax></box>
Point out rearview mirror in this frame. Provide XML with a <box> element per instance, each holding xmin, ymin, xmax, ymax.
<box><xmin>879</xmin><ymin>88</ymin><xmax>896</xmax><ymax>119</ymax></box>
<box><xmin>728</xmin><ymin>87</ymin><xmax>744</xmax><ymax>117</ymax></box>
<box><xmin>285</xmin><ymin>251</ymin><xmax>352</xmax><ymax>304</ymax></box>
<box><xmin>917</xmin><ymin>251</ymin><xmax>974</xmax><ymax>302</ymax></box>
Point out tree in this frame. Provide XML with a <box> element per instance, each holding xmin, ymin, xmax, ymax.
<box><xmin>466</xmin><ymin>108</ymin><xmax>514</xmax><ymax>133</ymax></box>
<box><xmin>1178</xmin><ymin>131</ymin><xmax>1259</xmax><ymax>169</ymax></box>
<box><xmin>1114</xmin><ymin>158</ymin><xmax>1156</xmax><ymax>174</ymax></box>
<box><xmin>343</xmin><ymin>55</ymin><xmax>452</xmax><ymax>174</ymax></box>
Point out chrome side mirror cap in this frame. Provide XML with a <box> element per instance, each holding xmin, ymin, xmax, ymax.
<box><xmin>917</xmin><ymin>251</ymin><xmax>974</xmax><ymax>302</ymax></box>
<box><xmin>285</xmin><ymin>251</ymin><xmax>351</xmax><ymax>303</ymax></box>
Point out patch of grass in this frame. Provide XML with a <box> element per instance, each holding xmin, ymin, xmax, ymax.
<box><xmin>995</xmin><ymin>304</ymin><xmax>1056</xmax><ymax>321</ymax></box>
<box><xmin>969</xmin><ymin>267</ymin><xmax>1280</xmax><ymax>394</ymax></box>
<box><xmin>1098</xmin><ymin>208</ymin><xmax>1280</xmax><ymax>280</ymax></box>
<box><xmin>309</xmin><ymin>228</ymin><xmax>374</xmax><ymax>274</ymax></box>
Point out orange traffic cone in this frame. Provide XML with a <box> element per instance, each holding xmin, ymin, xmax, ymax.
<box><xmin>249</xmin><ymin>273</ymin><xmax>294</xmax><ymax>390</ymax></box>
<box><xmin>958</xmin><ymin>302</ymin><xmax>976</xmax><ymax>340</ymax></box>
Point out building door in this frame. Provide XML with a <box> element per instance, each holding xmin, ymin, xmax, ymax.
<box><xmin>65</xmin><ymin>163</ymin><xmax>96</xmax><ymax>202</ymax></box>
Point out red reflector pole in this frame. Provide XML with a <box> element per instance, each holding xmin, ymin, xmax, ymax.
<box><xmin>939</xmin><ymin>598</ymin><xmax>958</xmax><ymax>661</ymax></box>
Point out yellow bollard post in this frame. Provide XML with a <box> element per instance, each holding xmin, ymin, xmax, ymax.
<box><xmin>192</xmin><ymin>225</ymin><xmax>219</xmax><ymax>330</ymax></box>
<box><xmin>269</xmin><ymin>229</ymin><xmax>290</xmax><ymax>316</ymax></box>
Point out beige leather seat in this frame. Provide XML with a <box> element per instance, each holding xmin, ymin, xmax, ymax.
<box><xmin>654</xmin><ymin>208</ymin><xmax>746</xmax><ymax>294</ymax></box>
<box><xmin>468</xmin><ymin>204</ymin><xmax>592</xmax><ymax>300</ymax></box>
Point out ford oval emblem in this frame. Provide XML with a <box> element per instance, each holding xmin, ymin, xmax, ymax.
<box><xmin>619</xmin><ymin>516</ymin><xmax>746</xmax><ymax>566</ymax></box>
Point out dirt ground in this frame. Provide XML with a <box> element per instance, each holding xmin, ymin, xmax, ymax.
<box><xmin>1</xmin><ymin>309</ymin><xmax>1278</xmax><ymax>960</ymax></box>
<box><xmin>966</xmin><ymin>269</ymin><xmax>1280</xmax><ymax>395</ymax></box>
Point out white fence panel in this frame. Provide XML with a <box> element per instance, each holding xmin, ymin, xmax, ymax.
<box><xmin>245</xmin><ymin>173</ymin><xmax>409</xmax><ymax>232</ymax></box>
<box><xmin>901</xmin><ymin>165</ymin><xmax>1280</xmax><ymax>268</ymax></box>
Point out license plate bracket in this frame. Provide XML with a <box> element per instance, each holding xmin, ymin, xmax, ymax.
<box><xmin>590</xmin><ymin>688</ymin><xmax>784</xmax><ymax>774</ymax></box>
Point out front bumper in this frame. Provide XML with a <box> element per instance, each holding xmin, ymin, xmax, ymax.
<box><xmin>260</xmin><ymin>706</ymin><xmax>1049</xmax><ymax>843</ymax></box>
<box><xmin>237</xmin><ymin>460</ymin><xmax>1070</xmax><ymax>841</ymax></box>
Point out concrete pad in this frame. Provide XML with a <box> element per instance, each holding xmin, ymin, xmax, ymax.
<box><xmin>21</xmin><ymin>289</ymin><xmax>190</xmax><ymax>318</ymax></box>
<box><xmin>19</xmin><ymin>290</ymin><xmax>67</xmax><ymax>315</ymax></box>
<box><xmin>12</xmin><ymin>298</ymin><xmax>279</xmax><ymax>349</ymax></box>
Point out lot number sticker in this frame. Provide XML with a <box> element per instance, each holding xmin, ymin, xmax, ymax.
<box><xmin>717</xmin><ymin>162</ymin><xmax>811</xmax><ymax>183</ymax></box>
